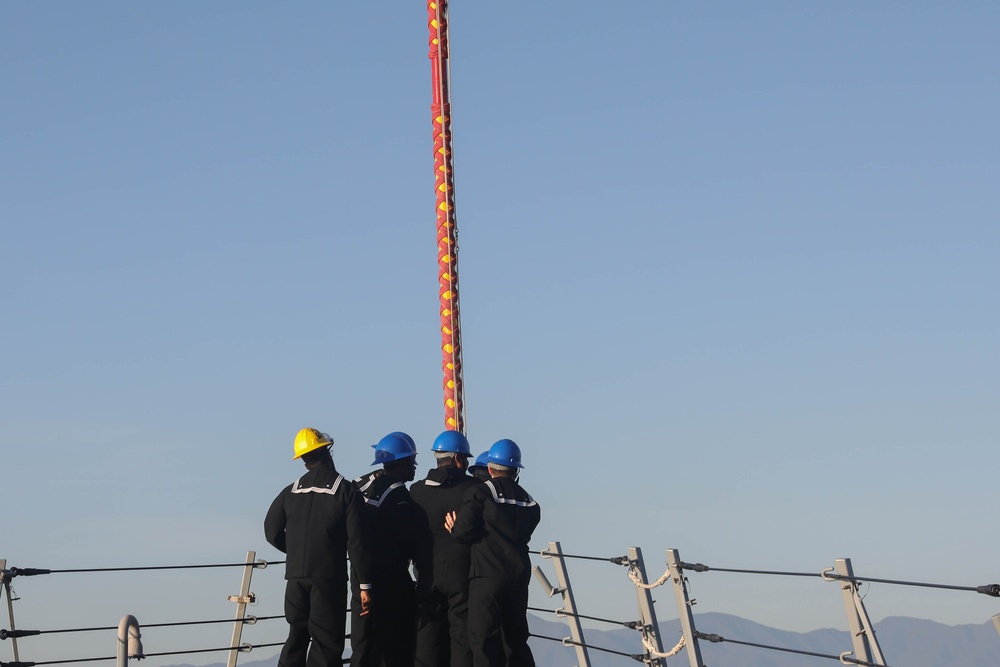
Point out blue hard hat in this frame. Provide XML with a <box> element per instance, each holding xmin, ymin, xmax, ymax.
<box><xmin>432</xmin><ymin>430</ymin><xmax>471</xmax><ymax>455</ymax></box>
<box><xmin>372</xmin><ymin>433</ymin><xmax>418</xmax><ymax>466</ymax></box>
<box><xmin>468</xmin><ymin>450</ymin><xmax>490</xmax><ymax>470</ymax></box>
<box><xmin>485</xmin><ymin>438</ymin><xmax>524</xmax><ymax>469</ymax></box>
<box><xmin>372</xmin><ymin>431</ymin><xmax>416</xmax><ymax>450</ymax></box>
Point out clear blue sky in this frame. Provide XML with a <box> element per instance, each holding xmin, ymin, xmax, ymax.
<box><xmin>3</xmin><ymin>2</ymin><xmax>998</xmax><ymax>665</ymax></box>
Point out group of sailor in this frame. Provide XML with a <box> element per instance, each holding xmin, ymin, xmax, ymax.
<box><xmin>264</xmin><ymin>427</ymin><xmax>541</xmax><ymax>667</ymax></box>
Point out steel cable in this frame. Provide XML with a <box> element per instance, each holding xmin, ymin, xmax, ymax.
<box><xmin>695</xmin><ymin>631</ymin><xmax>889</xmax><ymax>667</ymax></box>
<box><xmin>529</xmin><ymin>550</ymin><xmax>629</xmax><ymax>565</ymax></box>
<box><xmin>3</xmin><ymin>641</ymin><xmax>287</xmax><ymax>666</ymax></box>
<box><xmin>680</xmin><ymin>562</ymin><xmax>999</xmax><ymax>596</ymax></box>
<box><xmin>5</xmin><ymin>561</ymin><xmax>283</xmax><ymax>578</ymax></box>
<box><xmin>527</xmin><ymin>606</ymin><xmax>640</xmax><ymax>629</ymax></box>
<box><xmin>530</xmin><ymin>632</ymin><xmax>644</xmax><ymax>660</ymax></box>
<box><xmin>2</xmin><ymin>615</ymin><xmax>283</xmax><ymax>638</ymax></box>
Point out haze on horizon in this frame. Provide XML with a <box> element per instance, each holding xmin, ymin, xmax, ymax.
<box><xmin>2</xmin><ymin>2</ymin><xmax>998</xmax><ymax>665</ymax></box>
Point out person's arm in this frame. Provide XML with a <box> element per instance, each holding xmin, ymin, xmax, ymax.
<box><xmin>447</xmin><ymin>487</ymin><xmax>484</xmax><ymax>544</ymax></box>
<box><xmin>263</xmin><ymin>489</ymin><xmax>288</xmax><ymax>553</ymax></box>
<box><xmin>345</xmin><ymin>485</ymin><xmax>373</xmax><ymax>592</ymax></box>
<box><xmin>410</xmin><ymin>494</ymin><xmax>435</xmax><ymax>597</ymax></box>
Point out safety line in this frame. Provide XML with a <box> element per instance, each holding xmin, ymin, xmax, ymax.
<box><xmin>828</xmin><ymin>575</ymin><xmax>998</xmax><ymax>596</ymax></box>
<box><xmin>4</xmin><ymin>561</ymin><xmax>282</xmax><ymax>578</ymax></box>
<box><xmin>3</xmin><ymin>641</ymin><xmax>286</xmax><ymax>666</ymax></box>
<box><xmin>2</xmin><ymin>615</ymin><xmax>283</xmax><ymax>637</ymax></box>
<box><xmin>530</xmin><ymin>550</ymin><xmax>629</xmax><ymax>565</ymax></box>
<box><xmin>681</xmin><ymin>563</ymin><xmax>820</xmax><ymax>578</ymax></box>
<box><xmin>680</xmin><ymin>562</ymin><xmax>999</xmax><ymax>596</ymax></box>
<box><xmin>527</xmin><ymin>606</ymin><xmax>639</xmax><ymax>629</ymax></box>
<box><xmin>530</xmin><ymin>633</ymin><xmax>643</xmax><ymax>660</ymax></box>
<box><xmin>695</xmin><ymin>631</ymin><xmax>889</xmax><ymax>667</ymax></box>
<box><xmin>133</xmin><ymin>642</ymin><xmax>285</xmax><ymax>658</ymax></box>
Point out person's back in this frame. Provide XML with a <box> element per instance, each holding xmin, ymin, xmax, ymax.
<box><xmin>410</xmin><ymin>430</ymin><xmax>481</xmax><ymax>667</ymax></box>
<box><xmin>350</xmin><ymin>433</ymin><xmax>420</xmax><ymax>667</ymax></box>
<box><xmin>356</xmin><ymin>469</ymin><xmax>419</xmax><ymax>585</ymax></box>
<box><xmin>448</xmin><ymin>439</ymin><xmax>540</xmax><ymax>667</ymax></box>
<box><xmin>267</xmin><ymin>464</ymin><xmax>366</xmax><ymax>580</ymax></box>
<box><xmin>264</xmin><ymin>428</ymin><xmax>371</xmax><ymax>667</ymax></box>
<box><xmin>454</xmin><ymin>475</ymin><xmax>539</xmax><ymax>583</ymax></box>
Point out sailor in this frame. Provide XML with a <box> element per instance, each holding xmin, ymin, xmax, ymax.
<box><xmin>264</xmin><ymin>427</ymin><xmax>372</xmax><ymax>667</ymax></box>
<box><xmin>446</xmin><ymin>438</ymin><xmax>541</xmax><ymax>667</ymax></box>
<box><xmin>350</xmin><ymin>432</ymin><xmax>420</xmax><ymax>667</ymax></box>
<box><xmin>410</xmin><ymin>429</ymin><xmax>481</xmax><ymax>667</ymax></box>
<box><xmin>467</xmin><ymin>450</ymin><xmax>492</xmax><ymax>482</ymax></box>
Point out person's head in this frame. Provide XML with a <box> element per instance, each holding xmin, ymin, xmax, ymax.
<box><xmin>487</xmin><ymin>462</ymin><xmax>516</xmax><ymax>478</ymax></box>
<box><xmin>485</xmin><ymin>438</ymin><xmax>524</xmax><ymax>479</ymax></box>
<box><xmin>292</xmin><ymin>427</ymin><xmax>334</xmax><ymax>468</ymax></box>
<box><xmin>431</xmin><ymin>429</ymin><xmax>471</xmax><ymax>471</ymax></box>
<box><xmin>372</xmin><ymin>432</ymin><xmax>418</xmax><ymax>482</ymax></box>
<box><xmin>301</xmin><ymin>446</ymin><xmax>333</xmax><ymax>468</ymax></box>
<box><xmin>468</xmin><ymin>450</ymin><xmax>491</xmax><ymax>481</ymax></box>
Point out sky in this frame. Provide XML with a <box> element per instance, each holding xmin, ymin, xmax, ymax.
<box><xmin>2</xmin><ymin>1</ymin><xmax>999</xmax><ymax>665</ymax></box>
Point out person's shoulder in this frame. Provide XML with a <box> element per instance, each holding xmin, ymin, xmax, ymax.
<box><xmin>462</xmin><ymin>479</ymin><xmax>491</xmax><ymax>500</ymax></box>
<box><xmin>353</xmin><ymin>470</ymin><xmax>380</xmax><ymax>492</ymax></box>
<box><xmin>515</xmin><ymin>484</ymin><xmax>539</xmax><ymax>509</ymax></box>
<box><xmin>447</xmin><ymin>468</ymin><xmax>479</xmax><ymax>487</ymax></box>
<box><xmin>271</xmin><ymin>481</ymin><xmax>295</xmax><ymax>501</ymax></box>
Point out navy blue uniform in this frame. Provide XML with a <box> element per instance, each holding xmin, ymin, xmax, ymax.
<box><xmin>350</xmin><ymin>471</ymin><xmax>418</xmax><ymax>667</ymax></box>
<box><xmin>451</xmin><ymin>477</ymin><xmax>540</xmax><ymax>667</ymax></box>
<box><xmin>410</xmin><ymin>466</ymin><xmax>481</xmax><ymax>667</ymax></box>
<box><xmin>265</xmin><ymin>465</ymin><xmax>371</xmax><ymax>667</ymax></box>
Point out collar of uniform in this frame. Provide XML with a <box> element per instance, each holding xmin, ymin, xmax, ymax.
<box><xmin>424</xmin><ymin>465</ymin><xmax>466</xmax><ymax>486</ymax></box>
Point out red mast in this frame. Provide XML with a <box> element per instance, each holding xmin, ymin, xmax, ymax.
<box><xmin>427</xmin><ymin>0</ymin><xmax>465</xmax><ymax>432</ymax></box>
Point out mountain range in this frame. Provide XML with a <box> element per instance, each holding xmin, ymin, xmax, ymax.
<box><xmin>165</xmin><ymin>612</ymin><xmax>1000</xmax><ymax>667</ymax></box>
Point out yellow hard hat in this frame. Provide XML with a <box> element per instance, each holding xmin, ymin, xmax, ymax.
<box><xmin>292</xmin><ymin>427</ymin><xmax>334</xmax><ymax>460</ymax></box>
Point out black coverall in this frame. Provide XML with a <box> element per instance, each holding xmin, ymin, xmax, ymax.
<box><xmin>451</xmin><ymin>476</ymin><xmax>541</xmax><ymax>667</ymax></box>
<box><xmin>410</xmin><ymin>466</ymin><xmax>481</xmax><ymax>667</ymax></box>
<box><xmin>350</xmin><ymin>471</ymin><xmax>419</xmax><ymax>667</ymax></box>
<box><xmin>264</xmin><ymin>464</ymin><xmax>371</xmax><ymax>667</ymax></box>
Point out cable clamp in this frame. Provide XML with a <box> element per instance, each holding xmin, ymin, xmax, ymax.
<box><xmin>554</xmin><ymin>608</ymin><xmax>567</xmax><ymax>619</ymax></box>
<box><xmin>243</xmin><ymin>615</ymin><xmax>258</xmax><ymax>626</ymax></box>
<box><xmin>679</xmin><ymin>561</ymin><xmax>710</xmax><ymax>573</ymax></box>
<box><xmin>976</xmin><ymin>584</ymin><xmax>1000</xmax><ymax>597</ymax></box>
<box><xmin>7</xmin><ymin>568</ymin><xmax>50</xmax><ymax>578</ymax></box>
<box><xmin>238</xmin><ymin>643</ymin><xmax>253</xmax><ymax>653</ymax></box>
<box><xmin>254</xmin><ymin>559</ymin><xmax>268</xmax><ymax>570</ymax></box>
<box><xmin>820</xmin><ymin>567</ymin><xmax>840</xmax><ymax>582</ymax></box>
<box><xmin>228</xmin><ymin>594</ymin><xmax>256</xmax><ymax>604</ymax></box>
<box><xmin>839</xmin><ymin>650</ymin><xmax>855</xmax><ymax>665</ymax></box>
<box><xmin>560</xmin><ymin>636</ymin><xmax>575</xmax><ymax>648</ymax></box>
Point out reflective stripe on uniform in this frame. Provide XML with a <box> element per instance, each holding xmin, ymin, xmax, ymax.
<box><xmin>484</xmin><ymin>480</ymin><xmax>537</xmax><ymax>507</ymax></box>
<box><xmin>364</xmin><ymin>480</ymin><xmax>406</xmax><ymax>507</ymax></box>
<box><xmin>291</xmin><ymin>474</ymin><xmax>344</xmax><ymax>495</ymax></box>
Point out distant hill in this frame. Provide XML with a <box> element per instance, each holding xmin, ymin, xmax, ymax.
<box><xmin>526</xmin><ymin>612</ymin><xmax>1000</xmax><ymax>667</ymax></box>
<box><xmin>171</xmin><ymin>612</ymin><xmax>1000</xmax><ymax>667</ymax></box>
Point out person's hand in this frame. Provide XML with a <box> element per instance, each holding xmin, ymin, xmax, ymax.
<box><xmin>360</xmin><ymin>590</ymin><xmax>372</xmax><ymax>616</ymax></box>
<box><xmin>444</xmin><ymin>511</ymin><xmax>457</xmax><ymax>533</ymax></box>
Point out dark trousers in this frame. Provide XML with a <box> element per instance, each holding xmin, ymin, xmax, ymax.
<box><xmin>467</xmin><ymin>576</ymin><xmax>535</xmax><ymax>667</ymax></box>
<box><xmin>279</xmin><ymin>578</ymin><xmax>348</xmax><ymax>667</ymax></box>
<box><xmin>350</xmin><ymin>575</ymin><xmax>416</xmax><ymax>667</ymax></box>
<box><xmin>414</xmin><ymin>566</ymin><xmax>472</xmax><ymax>667</ymax></box>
